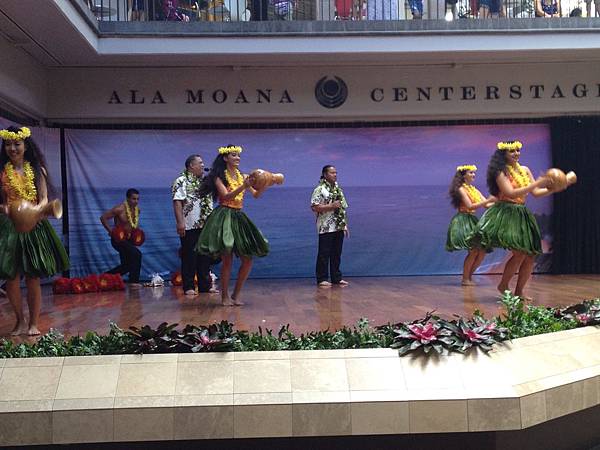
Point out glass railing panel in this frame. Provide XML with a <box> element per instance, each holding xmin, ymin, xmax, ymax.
<box><xmin>84</xmin><ymin>0</ymin><xmax>589</xmax><ymax>22</ymax></box>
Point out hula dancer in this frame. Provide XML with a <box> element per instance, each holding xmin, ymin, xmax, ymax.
<box><xmin>196</xmin><ymin>145</ymin><xmax>269</xmax><ymax>306</ymax></box>
<box><xmin>446</xmin><ymin>165</ymin><xmax>495</xmax><ymax>286</ymax></box>
<box><xmin>471</xmin><ymin>140</ymin><xmax>550</xmax><ymax>299</ymax></box>
<box><xmin>0</xmin><ymin>126</ymin><xmax>69</xmax><ymax>336</ymax></box>
<box><xmin>100</xmin><ymin>189</ymin><xmax>143</xmax><ymax>284</ymax></box>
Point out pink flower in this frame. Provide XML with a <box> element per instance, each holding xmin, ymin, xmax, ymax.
<box><xmin>200</xmin><ymin>335</ymin><xmax>211</xmax><ymax>345</ymax></box>
<box><xmin>484</xmin><ymin>322</ymin><xmax>497</xmax><ymax>332</ymax></box>
<box><xmin>408</xmin><ymin>323</ymin><xmax>438</xmax><ymax>343</ymax></box>
<box><xmin>464</xmin><ymin>329</ymin><xmax>484</xmax><ymax>342</ymax></box>
<box><xmin>576</xmin><ymin>313</ymin><xmax>591</xmax><ymax>325</ymax></box>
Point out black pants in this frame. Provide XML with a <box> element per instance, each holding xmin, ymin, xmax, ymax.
<box><xmin>316</xmin><ymin>230</ymin><xmax>344</xmax><ymax>284</ymax></box>
<box><xmin>107</xmin><ymin>239</ymin><xmax>142</xmax><ymax>283</ymax></box>
<box><xmin>180</xmin><ymin>228</ymin><xmax>212</xmax><ymax>292</ymax></box>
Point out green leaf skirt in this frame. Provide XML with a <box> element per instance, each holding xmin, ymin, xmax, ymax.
<box><xmin>195</xmin><ymin>206</ymin><xmax>269</xmax><ymax>258</ymax></box>
<box><xmin>446</xmin><ymin>212</ymin><xmax>479</xmax><ymax>252</ymax></box>
<box><xmin>0</xmin><ymin>215</ymin><xmax>70</xmax><ymax>279</ymax></box>
<box><xmin>469</xmin><ymin>201</ymin><xmax>542</xmax><ymax>255</ymax></box>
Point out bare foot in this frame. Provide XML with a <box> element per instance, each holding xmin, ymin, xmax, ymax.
<box><xmin>221</xmin><ymin>297</ymin><xmax>234</xmax><ymax>307</ymax></box>
<box><xmin>516</xmin><ymin>293</ymin><xmax>533</xmax><ymax>301</ymax></box>
<box><xmin>208</xmin><ymin>287</ymin><xmax>220</xmax><ymax>294</ymax></box>
<box><xmin>318</xmin><ymin>281</ymin><xmax>332</xmax><ymax>287</ymax></box>
<box><xmin>497</xmin><ymin>283</ymin><xmax>510</xmax><ymax>294</ymax></box>
<box><xmin>11</xmin><ymin>323</ymin><xmax>28</xmax><ymax>336</ymax></box>
<box><xmin>27</xmin><ymin>325</ymin><xmax>41</xmax><ymax>336</ymax></box>
<box><xmin>461</xmin><ymin>279</ymin><xmax>476</xmax><ymax>286</ymax></box>
<box><xmin>185</xmin><ymin>289</ymin><xmax>197</xmax><ymax>296</ymax></box>
<box><xmin>232</xmin><ymin>297</ymin><xmax>245</xmax><ymax>306</ymax></box>
<box><xmin>336</xmin><ymin>280</ymin><xmax>349</xmax><ymax>286</ymax></box>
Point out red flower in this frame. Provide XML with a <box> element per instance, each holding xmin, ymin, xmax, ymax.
<box><xmin>109</xmin><ymin>274</ymin><xmax>126</xmax><ymax>290</ymax></box>
<box><xmin>98</xmin><ymin>274</ymin><xmax>113</xmax><ymax>291</ymax></box>
<box><xmin>171</xmin><ymin>271</ymin><xmax>183</xmax><ymax>286</ymax></box>
<box><xmin>70</xmin><ymin>278</ymin><xmax>85</xmax><ymax>294</ymax></box>
<box><xmin>53</xmin><ymin>277</ymin><xmax>71</xmax><ymax>295</ymax></box>
<box><xmin>83</xmin><ymin>275</ymin><xmax>99</xmax><ymax>293</ymax></box>
<box><xmin>408</xmin><ymin>323</ymin><xmax>438</xmax><ymax>343</ymax></box>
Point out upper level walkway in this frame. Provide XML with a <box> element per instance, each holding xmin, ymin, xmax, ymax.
<box><xmin>85</xmin><ymin>0</ymin><xmax>597</xmax><ymax>23</ymax></box>
<box><xmin>1</xmin><ymin>1</ymin><xmax>600</xmax><ymax>70</ymax></box>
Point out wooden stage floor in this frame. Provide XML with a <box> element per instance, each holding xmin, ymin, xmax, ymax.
<box><xmin>1</xmin><ymin>274</ymin><xmax>600</xmax><ymax>340</ymax></box>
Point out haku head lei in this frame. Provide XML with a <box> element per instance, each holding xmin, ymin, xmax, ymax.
<box><xmin>218</xmin><ymin>145</ymin><xmax>243</xmax><ymax>155</ymax></box>
<box><xmin>0</xmin><ymin>127</ymin><xmax>31</xmax><ymax>141</ymax></box>
<box><xmin>456</xmin><ymin>164</ymin><xmax>477</xmax><ymax>173</ymax></box>
<box><xmin>497</xmin><ymin>141</ymin><xmax>523</xmax><ymax>151</ymax></box>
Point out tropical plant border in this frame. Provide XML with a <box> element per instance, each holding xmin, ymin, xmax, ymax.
<box><xmin>1</xmin><ymin>292</ymin><xmax>599</xmax><ymax>359</ymax></box>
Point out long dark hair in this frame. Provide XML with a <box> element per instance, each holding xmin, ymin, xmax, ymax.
<box><xmin>320</xmin><ymin>165</ymin><xmax>334</xmax><ymax>180</ymax></box>
<box><xmin>486</xmin><ymin>150</ymin><xmax>509</xmax><ymax>196</ymax></box>
<box><xmin>199</xmin><ymin>153</ymin><xmax>229</xmax><ymax>200</ymax></box>
<box><xmin>0</xmin><ymin>126</ymin><xmax>54</xmax><ymax>200</ymax></box>
<box><xmin>448</xmin><ymin>170</ymin><xmax>467</xmax><ymax>209</ymax></box>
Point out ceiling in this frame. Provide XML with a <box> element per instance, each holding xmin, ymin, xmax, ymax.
<box><xmin>2</xmin><ymin>0</ymin><xmax>600</xmax><ymax>68</ymax></box>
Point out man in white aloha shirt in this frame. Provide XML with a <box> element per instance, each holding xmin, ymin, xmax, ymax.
<box><xmin>172</xmin><ymin>155</ymin><xmax>216</xmax><ymax>296</ymax></box>
<box><xmin>310</xmin><ymin>165</ymin><xmax>349</xmax><ymax>287</ymax></box>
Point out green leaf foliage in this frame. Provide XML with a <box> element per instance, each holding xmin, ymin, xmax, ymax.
<box><xmin>0</xmin><ymin>294</ymin><xmax>593</xmax><ymax>359</ymax></box>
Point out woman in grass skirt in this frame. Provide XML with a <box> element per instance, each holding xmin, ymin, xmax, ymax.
<box><xmin>446</xmin><ymin>165</ymin><xmax>495</xmax><ymax>286</ymax></box>
<box><xmin>470</xmin><ymin>140</ymin><xmax>550</xmax><ymax>300</ymax></box>
<box><xmin>0</xmin><ymin>126</ymin><xmax>69</xmax><ymax>335</ymax></box>
<box><xmin>196</xmin><ymin>145</ymin><xmax>269</xmax><ymax>306</ymax></box>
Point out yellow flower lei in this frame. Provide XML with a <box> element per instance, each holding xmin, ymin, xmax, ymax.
<box><xmin>456</xmin><ymin>164</ymin><xmax>477</xmax><ymax>172</ymax></box>
<box><xmin>0</xmin><ymin>127</ymin><xmax>31</xmax><ymax>141</ymax></box>
<box><xmin>218</xmin><ymin>145</ymin><xmax>243</xmax><ymax>155</ymax></box>
<box><xmin>497</xmin><ymin>141</ymin><xmax>523</xmax><ymax>151</ymax></box>
<box><xmin>5</xmin><ymin>162</ymin><xmax>37</xmax><ymax>202</ymax></box>
<box><xmin>506</xmin><ymin>163</ymin><xmax>531</xmax><ymax>188</ymax></box>
<box><xmin>225</xmin><ymin>168</ymin><xmax>244</xmax><ymax>202</ymax></box>
<box><xmin>462</xmin><ymin>183</ymin><xmax>484</xmax><ymax>204</ymax></box>
<box><xmin>124</xmin><ymin>201</ymin><xmax>139</xmax><ymax>229</ymax></box>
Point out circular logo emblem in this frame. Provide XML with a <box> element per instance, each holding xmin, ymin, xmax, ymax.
<box><xmin>315</xmin><ymin>76</ymin><xmax>348</xmax><ymax>109</ymax></box>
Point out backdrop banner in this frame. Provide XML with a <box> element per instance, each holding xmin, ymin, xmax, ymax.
<box><xmin>64</xmin><ymin>123</ymin><xmax>552</xmax><ymax>279</ymax></box>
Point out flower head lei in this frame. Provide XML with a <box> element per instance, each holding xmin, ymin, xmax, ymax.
<box><xmin>218</xmin><ymin>145</ymin><xmax>243</xmax><ymax>155</ymax></box>
<box><xmin>0</xmin><ymin>127</ymin><xmax>31</xmax><ymax>141</ymax></box>
<box><xmin>497</xmin><ymin>141</ymin><xmax>523</xmax><ymax>151</ymax></box>
<box><xmin>456</xmin><ymin>164</ymin><xmax>477</xmax><ymax>173</ymax></box>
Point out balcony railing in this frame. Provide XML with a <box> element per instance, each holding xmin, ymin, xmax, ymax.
<box><xmin>85</xmin><ymin>0</ymin><xmax>591</xmax><ymax>22</ymax></box>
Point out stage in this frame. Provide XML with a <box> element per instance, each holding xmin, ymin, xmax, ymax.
<box><xmin>2</xmin><ymin>274</ymin><xmax>600</xmax><ymax>449</ymax></box>
<box><xmin>1</xmin><ymin>274</ymin><xmax>599</xmax><ymax>339</ymax></box>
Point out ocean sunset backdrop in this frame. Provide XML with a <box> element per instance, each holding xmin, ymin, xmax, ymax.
<box><xmin>61</xmin><ymin>124</ymin><xmax>552</xmax><ymax>279</ymax></box>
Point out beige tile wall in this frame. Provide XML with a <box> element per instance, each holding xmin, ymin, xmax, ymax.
<box><xmin>0</xmin><ymin>327</ymin><xmax>599</xmax><ymax>446</ymax></box>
